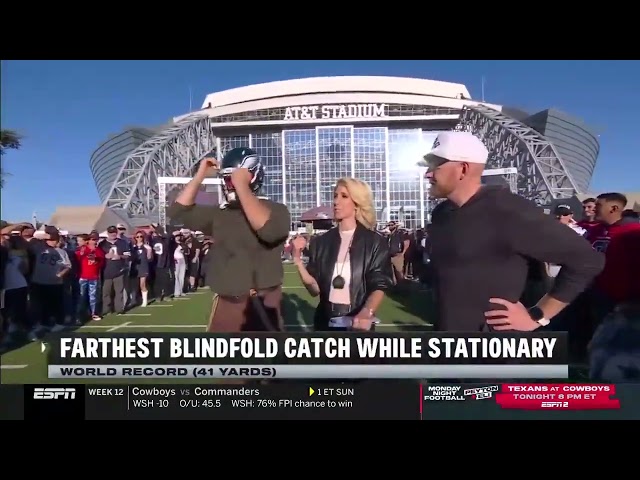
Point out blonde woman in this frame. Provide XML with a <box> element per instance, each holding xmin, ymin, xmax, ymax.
<box><xmin>292</xmin><ymin>178</ymin><xmax>394</xmax><ymax>331</ymax></box>
<box><xmin>131</xmin><ymin>231</ymin><xmax>153</xmax><ymax>307</ymax></box>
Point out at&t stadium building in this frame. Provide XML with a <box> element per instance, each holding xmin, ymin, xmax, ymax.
<box><xmin>89</xmin><ymin>76</ymin><xmax>600</xmax><ymax>229</ymax></box>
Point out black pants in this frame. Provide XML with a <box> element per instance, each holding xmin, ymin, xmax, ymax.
<box><xmin>31</xmin><ymin>283</ymin><xmax>65</xmax><ymax>326</ymax></box>
<box><xmin>128</xmin><ymin>274</ymin><xmax>140</xmax><ymax>304</ymax></box>
<box><xmin>3</xmin><ymin>287</ymin><xmax>29</xmax><ymax>329</ymax></box>
<box><xmin>198</xmin><ymin>261</ymin><xmax>208</xmax><ymax>287</ymax></box>
<box><xmin>551</xmin><ymin>289</ymin><xmax>607</xmax><ymax>362</ymax></box>
<box><xmin>64</xmin><ymin>277</ymin><xmax>79</xmax><ymax>318</ymax></box>
<box><xmin>153</xmin><ymin>267</ymin><xmax>173</xmax><ymax>299</ymax></box>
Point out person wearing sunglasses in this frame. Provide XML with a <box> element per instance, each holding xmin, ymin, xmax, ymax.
<box><xmin>130</xmin><ymin>231</ymin><xmax>153</xmax><ymax>307</ymax></box>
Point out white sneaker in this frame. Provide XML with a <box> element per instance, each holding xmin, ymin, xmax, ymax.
<box><xmin>141</xmin><ymin>291</ymin><xmax>148</xmax><ymax>308</ymax></box>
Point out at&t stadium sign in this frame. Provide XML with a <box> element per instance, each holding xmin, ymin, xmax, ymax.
<box><xmin>283</xmin><ymin>103</ymin><xmax>388</xmax><ymax>121</ymax></box>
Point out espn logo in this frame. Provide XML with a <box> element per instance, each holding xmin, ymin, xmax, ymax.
<box><xmin>33</xmin><ymin>387</ymin><xmax>76</xmax><ymax>400</ymax></box>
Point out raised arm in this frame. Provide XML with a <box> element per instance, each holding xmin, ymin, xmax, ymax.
<box><xmin>233</xmin><ymin>168</ymin><xmax>290</xmax><ymax>245</ymax></box>
<box><xmin>168</xmin><ymin>157</ymin><xmax>218</xmax><ymax>235</ymax></box>
<box><xmin>292</xmin><ymin>236</ymin><xmax>320</xmax><ymax>297</ymax></box>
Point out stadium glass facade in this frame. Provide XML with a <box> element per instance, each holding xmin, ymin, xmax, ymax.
<box><xmin>97</xmin><ymin>77</ymin><xmax>600</xmax><ymax>224</ymax></box>
<box><xmin>524</xmin><ymin>108</ymin><xmax>600</xmax><ymax>193</ymax></box>
<box><xmin>217</xmin><ymin>127</ymin><xmax>441</xmax><ymax>229</ymax></box>
<box><xmin>90</xmin><ymin>127</ymin><xmax>156</xmax><ymax>202</ymax></box>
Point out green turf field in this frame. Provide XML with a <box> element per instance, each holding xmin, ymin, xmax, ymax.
<box><xmin>0</xmin><ymin>265</ymin><xmax>434</xmax><ymax>384</ymax></box>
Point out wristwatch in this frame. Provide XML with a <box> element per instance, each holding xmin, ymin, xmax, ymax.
<box><xmin>528</xmin><ymin>306</ymin><xmax>550</xmax><ymax>327</ymax></box>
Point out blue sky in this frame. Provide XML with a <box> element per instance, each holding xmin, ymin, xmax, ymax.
<box><xmin>1</xmin><ymin>60</ymin><xmax>638</xmax><ymax>222</ymax></box>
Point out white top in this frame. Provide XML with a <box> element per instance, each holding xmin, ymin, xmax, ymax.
<box><xmin>548</xmin><ymin>222</ymin><xmax>587</xmax><ymax>276</ymax></box>
<box><xmin>174</xmin><ymin>245</ymin><xmax>185</xmax><ymax>261</ymax></box>
<box><xmin>328</xmin><ymin>229</ymin><xmax>355</xmax><ymax>305</ymax></box>
<box><xmin>548</xmin><ymin>265</ymin><xmax>562</xmax><ymax>278</ymax></box>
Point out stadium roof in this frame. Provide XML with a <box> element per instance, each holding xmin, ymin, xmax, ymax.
<box><xmin>174</xmin><ymin>76</ymin><xmax>502</xmax><ymax>123</ymax></box>
<box><xmin>202</xmin><ymin>76</ymin><xmax>472</xmax><ymax>108</ymax></box>
<box><xmin>47</xmin><ymin>206</ymin><xmax>134</xmax><ymax>234</ymax></box>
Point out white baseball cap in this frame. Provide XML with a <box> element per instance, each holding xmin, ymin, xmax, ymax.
<box><xmin>423</xmin><ymin>131</ymin><xmax>489</xmax><ymax>165</ymax></box>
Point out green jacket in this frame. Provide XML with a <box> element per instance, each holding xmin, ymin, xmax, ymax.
<box><xmin>168</xmin><ymin>200</ymin><xmax>290</xmax><ymax>297</ymax></box>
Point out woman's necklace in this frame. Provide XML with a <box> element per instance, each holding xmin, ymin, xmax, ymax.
<box><xmin>331</xmin><ymin>231</ymin><xmax>355</xmax><ymax>290</ymax></box>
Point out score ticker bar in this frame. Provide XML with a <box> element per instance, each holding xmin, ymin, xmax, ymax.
<box><xmin>3</xmin><ymin>382</ymin><xmax>639</xmax><ymax>421</ymax></box>
<box><xmin>18</xmin><ymin>382</ymin><xmax>418</xmax><ymax>420</ymax></box>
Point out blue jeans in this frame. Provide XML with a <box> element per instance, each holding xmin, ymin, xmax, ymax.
<box><xmin>78</xmin><ymin>279</ymin><xmax>99</xmax><ymax>317</ymax></box>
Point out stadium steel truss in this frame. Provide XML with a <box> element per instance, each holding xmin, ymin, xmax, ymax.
<box><xmin>456</xmin><ymin>105</ymin><xmax>579</xmax><ymax>205</ymax></box>
<box><xmin>104</xmin><ymin>104</ymin><xmax>579</xmax><ymax>220</ymax></box>
<box><xmin>104</xmin><ymin>114</ymin><xmax>217</xmax><ymax>218</ymax></box>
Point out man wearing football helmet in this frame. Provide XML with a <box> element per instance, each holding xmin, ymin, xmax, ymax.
<box><xmin>218</xmin><ymin>147</ymin><xmax>265</xmax><ymax>206</ymax></box>
<box><xmin>168</xmin><ymin>147</ymin><xmax>290</xmax><ymax>332</ymax></box>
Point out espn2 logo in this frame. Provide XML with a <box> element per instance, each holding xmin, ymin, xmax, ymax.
<box><xmin>33</xmin><ymin>388</ymin><xmax>76</xmax><ymax>400</ymax></box>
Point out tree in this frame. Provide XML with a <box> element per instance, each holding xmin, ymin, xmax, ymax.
<box><xmin>0</xmin><ymin>129</ymin><xmax>23</xmax><ymax>188</ymax></box>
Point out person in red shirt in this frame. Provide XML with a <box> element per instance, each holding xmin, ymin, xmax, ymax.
<box><xmin>559</xmin><ymin>194</ymin><xmax>639</xmax><ymax>362</ymax></box>
<box><xmin>590</xmin><ymin>192</ymin><xmax>640</xmax><ymax>311</ymax></box>
<box><xmin>76</xmin><ymin>233</ymin><xmax>105</xmax><ymax>322</ymax></box>
<box><xmin>577</xmin><ymin>197</ymin><xmax>601</xmax><ymax>239</ymax></box>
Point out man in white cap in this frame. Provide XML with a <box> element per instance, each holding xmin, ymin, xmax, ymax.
<box><xmin>423</xmin><ymin>131</ymin><xmax>604</xmax><ymax>333</ymax></box>
<box><xmin>423</xmin><ymin>130</ymin><xmax>490</xmax><ymax>202</ymax></box>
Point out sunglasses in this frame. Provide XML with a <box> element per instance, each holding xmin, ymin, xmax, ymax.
<box><xmin>423</xmin><ymin>155</ymin><xmax>451</xmax><ymax>171</ymax></box>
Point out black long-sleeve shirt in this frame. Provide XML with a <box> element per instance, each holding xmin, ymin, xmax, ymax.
<box><xmin>429</xmin><ymin>186</ymin><xmax>605</xmax><ymax>331</ymax></box>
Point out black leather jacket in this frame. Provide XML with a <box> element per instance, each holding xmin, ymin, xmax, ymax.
<box><xmin>307</xmin><ymin>223</ymin><xmax>394</xmax><ymax>329</ymax></box>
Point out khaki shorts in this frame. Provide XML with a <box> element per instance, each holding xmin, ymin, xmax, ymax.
<box><xmin>391</xmin><ymin>255</ymin><xmax>404</xmax><ymax>273</ymax></box>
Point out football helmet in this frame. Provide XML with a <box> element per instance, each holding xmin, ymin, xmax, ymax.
<box><xmin>219</xmin><ymin>147</ymin><xmax>265</xmax><ymax>204</ymax></box>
